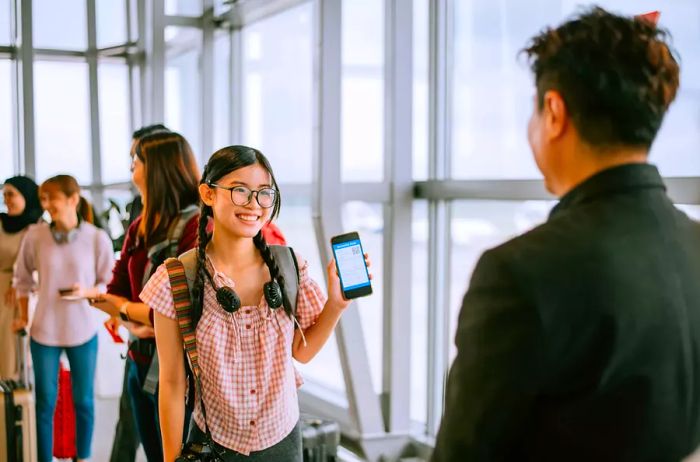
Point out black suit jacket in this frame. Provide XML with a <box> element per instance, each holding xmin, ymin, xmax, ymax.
<box><xmin>432</xmin><ymin>164</ymin><xmax>700</xmax><ymax>462</ymax></box>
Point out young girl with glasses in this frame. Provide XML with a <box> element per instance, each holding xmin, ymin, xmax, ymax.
<box><xmin>141</xmin><ymin>146</ymin><xmax>370</xmax><ymax>462</ymax></box>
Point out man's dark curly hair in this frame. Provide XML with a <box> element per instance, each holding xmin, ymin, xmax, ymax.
<box><xmin>522</xmin><ymin>6</ymin><xmax>680</xmax><ymax>150</ymax></box>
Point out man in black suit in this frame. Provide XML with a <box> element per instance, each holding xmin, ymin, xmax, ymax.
<box><xmin>432</xmin><ymin>7</ymin><xmax>700</xmax><ymax>462</ymax></box>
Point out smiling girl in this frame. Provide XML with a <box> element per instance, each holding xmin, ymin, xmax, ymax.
<box><xmin>13</xmin><ymin>174</ymin><xmax>114</xmax><ymax>462</ymax></box>
<box><xmin>141</xmin><ymin>146</ymin><xmax>370</xmax><ymax>461</ymax></box>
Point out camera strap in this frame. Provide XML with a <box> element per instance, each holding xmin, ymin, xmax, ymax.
<box><xmin>165</xmin><ymin>257</ymin><xmax>224</xmax><ymax>460</ymax></box>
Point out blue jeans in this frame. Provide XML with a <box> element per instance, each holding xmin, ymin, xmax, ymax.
<box><xmin>126</xmin><ymin>355</ymin><xmax>163</xmax><ymax>462</ymax></box>
<box><xmin>31</xmin><ymin>335</ymin><xmax>98</xmax><ymax>462</ymax></box>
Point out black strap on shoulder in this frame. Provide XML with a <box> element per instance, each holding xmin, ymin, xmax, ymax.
<box><xmin>269</xmin><ymin>245</ymin><xmax>299</xmax><ymax>316</ymax></box>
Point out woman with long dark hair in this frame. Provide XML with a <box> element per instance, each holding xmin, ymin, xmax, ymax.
<box><xmin>91</xmin><ymin>131</ymin><xmax>201</xmax><ymax>462</ymax></box>
<box><xmin>13</xmin><ymin>174</ymin><xmax>114</xmax><ymax>462</ymax></box>
<box><xmin>142</xmin><ymin>146</ymin><xmax>370</xmax><ymax>461</ymax></box>
<box><xmin>0</xmin><ymin>175</ymin><xmax>42</xmax><ymax>379</ymax></box>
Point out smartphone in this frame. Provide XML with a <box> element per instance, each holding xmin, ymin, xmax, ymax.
<box><xmin>330</xmin><ymin>232</ymin><xmax>372</xmax><ymax>299</ymax></box>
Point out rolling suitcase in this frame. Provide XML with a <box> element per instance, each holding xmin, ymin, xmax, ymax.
<box><xmin>0</xmin><ymin>331</ymin><xmax>37</xmax><ymax>462</ymax></box>
<box><xmin>301</xmin><ymin>415</ymin><xmax>340</xmax><ymax>462</ymax></box>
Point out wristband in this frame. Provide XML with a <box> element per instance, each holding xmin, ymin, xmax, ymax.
<box><xmin>119</xmin><ymin>301</ymin><xmax>131</xmax><ymax>322</ymax></box>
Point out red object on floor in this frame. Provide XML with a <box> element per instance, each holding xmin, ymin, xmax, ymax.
<box><xmin>53</xmin><ymin>364</ymin><xmax>77</xmax><ymax>459</ymax></box>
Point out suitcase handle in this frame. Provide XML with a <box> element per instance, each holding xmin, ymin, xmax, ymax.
<box><xmin>15</xmin><ymin>330</ymin><xmax>30</xmax><ymax>390</ymax></box>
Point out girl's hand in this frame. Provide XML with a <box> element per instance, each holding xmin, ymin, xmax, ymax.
<box><xmin>127</xmin><ymin>322</ymin><xmax>155</xmax><ymax>339</ymax></box>
<box><xmin>71</xmin><ymin>283</ymin><xmax>101</xmax><ymax>300</ymax></box>
<box><xmin>88</xmin><ymin>292</ymin><xmax>127</xmax><ymax>318</ymax></box>
<box><xmin>326</xmin><ymin>253</ymin><xmax>372</xmax><ymax>312</ymax></box>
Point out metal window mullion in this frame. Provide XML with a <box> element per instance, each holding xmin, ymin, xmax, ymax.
<box><xmin>312</xmin><ymin>0</ymin><xmax>384</xmax><ymax>443</ymax></box>
<box><xmin>382</xmin><ymin>0</ymin><xmax>413</xmax><ymax>437</ymax></box>
<box><xmin>87</xmin><ymin>0</ymin><xmax>103</xmax><ymax>208</ymax></box>
<box><xmin>226</xmin><ymin>0</ymin><xmax>308</xmax><ymax>29</ymax></box>
<box><xmin>18</xmin><ymin>0</ymin><xmax>35</xmax><ymax>178</ymax></box>
<box><xmin>9</xmin><ymin>0</ymin><xmax>19</xmax><ymax>174</ymax></box>
<box><xmin>149</xmin><ymin>0</ymin><xmax>166</xmax><ymax>123</ymax></box>
<box><xmin>164</xmin><ymin>15</ymin><xmax>202</xmax><ymax>28</ymax></box>
<box><xmin>426</xmin><ymin>0</ymin><xmax>452</xmax><ymax>438</ymax></box>
<box><xmin>126</xmin><ymin>0</ymin><xmax>139</xmax><ymax>133</ymax></box>
<box><xmin>230</xmin><ymin>27</ymin><xmax>241</xmax><ymax>143</ymax></box>
<box><xmin>200</xmin><ymin>0</ymin><xmax>215</xmax><ymax>161</ymax></box>
<box><xmin>137</xmin><ymin>0</ymin><xmax>149</xmax><ymax>123</ymax></box>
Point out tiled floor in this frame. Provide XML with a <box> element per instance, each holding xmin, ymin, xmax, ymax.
<box><xmin>91</xmin><ymin>397</ymin><xmax>147</xmax><ymax>462</ymax></box>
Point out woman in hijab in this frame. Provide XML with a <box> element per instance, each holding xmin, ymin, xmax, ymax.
<box><xmin>0</xmin><ymin>175</ymin><xmax>42</xmax><ymax>379</ymax></box>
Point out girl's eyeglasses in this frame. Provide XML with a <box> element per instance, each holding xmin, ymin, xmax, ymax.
<box><xmin>209</xmin><ymin>184</ymin><xmax>277</xmax><ymax>208</ymax></box>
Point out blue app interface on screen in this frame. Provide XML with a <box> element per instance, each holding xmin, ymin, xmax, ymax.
<box><xmin>332</xmin><ymin>239</ymin><xmax>370</xmax><ymax>291</ymax></box>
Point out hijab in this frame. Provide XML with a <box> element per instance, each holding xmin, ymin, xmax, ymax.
<box><xmin>1</xmin><ymin>176</ymin><xmax>43</xmax><ymax>234</ymax></box>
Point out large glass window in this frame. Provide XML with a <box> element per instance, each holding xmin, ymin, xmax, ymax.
<box><xmin>240</xmin><ymin>3</ymin><xmax>313</xmax><ymax>184</ymax></box>
<box><xmin>278</xmin><ymin>198</ymin><xmax>346</xmax><ymax>393</ymax></box>
<box><xmin>0</xmin><ymin>0</ymin><xmax>11</xmax><ymax>45</ymax></box>
<box><xmin>450</xmin><ymin>1</ymin><xmax>700</xmax><ymax>179</ymax></box>
<box><xmin>343</xmin><ymin>201</ymin><xmax>384</xmax><ymax>394</ymax></box>
<box><xmin>34</xmin><ymin>61</ymin><xmax>91</xmax><ymax>183</ymax></box>
<box><xmin>212</xmin><ymin>31</ymin><xmax>231</xmax><ymax>150</ymax></box>
<box><xmin>97</xmin><ymin>0</ymin><xmax>128</xmax><ymax>48</ymax></box>
<box><xmin>341</xmin><ymin>0</ymin><xmax>384</xmax><ymax>182</ymax></box>
<box><xmin>165</xmin><ymin>27</ymin><xmax>202</xmax><ymax>159</ymax></box>
<box><xmin>165</xmin><ymin>0</ymin><xmax>201</xmax><ymax>17</ymax></box>
<box><xmin>413</xmin><ymin>0</ymin><xmax>429</xmax><ymax>181</ymax></box>
<box><xmin>411</xmin><ymin>201</ymin><xmax>429</xmax><ymax>424</ymax></box>
<box><xmin>99</xmin><ymin>63</ymin><xmax>131</xmax><ymax>184</ymax></box>
<box><xmin>33</xmin><ymin>0</ymin><xmax>87</xmax><ymax>50</ymax></box>
<box><xmin>0</xmin><ymin>60</ymin><xmax>14</xmax><ymax>180</ymax></box>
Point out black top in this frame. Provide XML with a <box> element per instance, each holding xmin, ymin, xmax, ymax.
<box><xmin>433</xmin><ymin>163</ymin><xmax>700</xmax><ymax>462</ymax></box>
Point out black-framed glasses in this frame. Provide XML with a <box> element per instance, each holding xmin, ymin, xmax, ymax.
<box><xmin>209</xmin><ymin>184</ymin><xmax>278</xmax><ymax>208</ymax></box>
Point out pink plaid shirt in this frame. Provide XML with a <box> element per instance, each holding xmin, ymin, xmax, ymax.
<box><xmin>141</xmin><ymin>253</ymin><xmax>325</xmax><ymax>455</ymax></box>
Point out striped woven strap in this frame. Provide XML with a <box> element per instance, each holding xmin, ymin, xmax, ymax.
<box><xmin>164</xmin><ymin>257</ymin><xmax>200</xmax><ymax>380</ymax></box>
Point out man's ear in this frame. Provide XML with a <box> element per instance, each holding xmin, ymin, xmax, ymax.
<box><xmin>543</xmin><ymin>90</ymin><xmax>568</xmax><ymax>141</ymax></box>
<box><xmin>199</xmin><ymin>183</ymin><xmax>215</xmax><ymax>207</ymax></box>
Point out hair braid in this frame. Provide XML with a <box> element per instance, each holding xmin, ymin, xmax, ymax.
<box><xmin>253</xmin><ymin>230</ymin><xmax>291</xmax><ymax>317</ymax></box>
<box><xmin>191</xmin><ymin>204</ymin><xmax>212</xmax><ymax>326</ymax></box>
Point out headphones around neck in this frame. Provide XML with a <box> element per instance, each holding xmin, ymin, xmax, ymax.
<box><xmin>204</xmin><ymin>267</ymin><xmax>284</xmax><ymax>314</ymax></box>
<box><xmin>49</xmin><ymin>217</ymin><xmax>81</xmax><ymax>245</ymax></box>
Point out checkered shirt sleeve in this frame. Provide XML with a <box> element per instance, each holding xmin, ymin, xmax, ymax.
<box><xmin>294</xmin><ymin>256</ymin><xmax>326</xmax><ymax>329</ymax></box>
<box><xmin>139</xmin><ymin>263</ymin><xmax>176</xmax><ymax>319</ymax></box>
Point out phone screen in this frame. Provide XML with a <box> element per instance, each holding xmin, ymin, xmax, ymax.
<box><xmin>332</xmin><ymin>238</ymin><xmax>371</xmax><ymax>293</ymax></box>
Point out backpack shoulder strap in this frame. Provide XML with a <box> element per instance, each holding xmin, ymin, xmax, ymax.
<box><xmin>177</xmin><ymin>248</ymin><xmax>199</xmax><ymax>292</ymax></box>
<box><xmin>269</xmin><ymin>245</ymin><xmax>299</xmax><ymax>315</ymax></box>
<box><xmin>163</xmin><ymin>257</ymin><xmax>200</xmax><ymax>380</ymax></box>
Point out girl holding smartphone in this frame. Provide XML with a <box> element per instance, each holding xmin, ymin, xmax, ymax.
<box><xmin>142</xmin><ymin>146</ymin><xmax>370</xmax><ymax>461</ymax></box>
<box><xmin>13</xmin><ymin>174</ymin><xmax>114</xmax><ymax>462</ymax></box>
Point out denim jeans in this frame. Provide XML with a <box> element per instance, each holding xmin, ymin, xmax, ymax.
<box><xmin>126</xmin><ymin>355</ymin><xmax>163</xmax><ymax>462</ymax></box>
<box><xmin>30</xmin><ymin>335</ymin><xmax>98</xmax><ymax>462</ymax></box>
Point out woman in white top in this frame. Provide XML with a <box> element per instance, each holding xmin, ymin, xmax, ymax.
<box><xmin>0</xmin><ymin>175</ymin><xmax>42</xmax><ymax>379</ymax></box>
<box><xmin>13</xmin><ymin>174</ymin><xmax>114</xmax><ymax>462</ymax></box>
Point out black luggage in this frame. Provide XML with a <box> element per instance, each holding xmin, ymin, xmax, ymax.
<box><xmin>0</xmin><ymin>331</ymin><xmax>37</xmax><ymax>462</ymax></box>
<box><xmin>301</xmin><ymin>415</ymin><xmax>340</xmax><ymax>462</ymax></box>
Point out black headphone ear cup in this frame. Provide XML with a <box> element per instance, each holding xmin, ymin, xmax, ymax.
<box><xmin>216</xmin><ymin>286</ymin><xmax>241</xmax><ymax>313</ymax></box>
<box><xmin>264</xmin><ymin>281</ymin><xmax>283</xmax><ymax>309</ymax></box>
